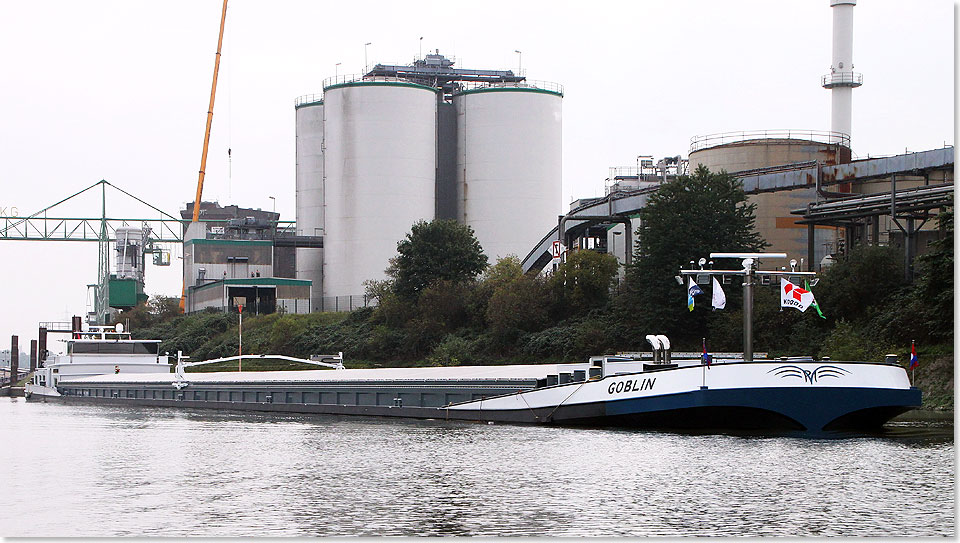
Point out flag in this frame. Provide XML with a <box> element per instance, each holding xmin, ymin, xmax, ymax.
<box><xmin>780</xmin><ymin>278</ymin><xmax>815</xmax><ymax>312</ymax></box>
<box><xmin>687</xmin><ymin>277</ymin><xmax>703</xmax><ymax>311</ymax></box>
<box><xmin>909</xmin><ymin>341</ymin><xmax>919</xmax><ymax>370</ymax></box>
<box><xmin>702</xmin><ymin>337</ymin><xmax>711</xmax><ymax>367</ymax></box>
<box><xmin>711</xmin><ymin>276</ymin><xmax>726</xmax><ymax>310</ymax></box>
<box><xmin>804</xmin><ymin>279</ymin><xmax>826</xmax><ymax>319</ymax></box>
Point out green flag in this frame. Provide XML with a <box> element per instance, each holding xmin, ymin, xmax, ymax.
<box><xmin>805</xmin><ymin>279</ymin><xmax>826</xmax><ymax>319</ymax></box>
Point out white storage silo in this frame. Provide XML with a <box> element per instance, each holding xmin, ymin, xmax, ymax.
<box><xmin>322</xmin><ymin>80</ymin><xmax>438</xmax><ymax>300</ymax></box>
<box><xmin>454</xmin><ymin>85</ymin><xmax>562</xmax><ymax>263</ymax></box>
<box><xmin>294</xmin><ymin>97</ymin><xmax>325</xmax><ymax>310</ymax></box>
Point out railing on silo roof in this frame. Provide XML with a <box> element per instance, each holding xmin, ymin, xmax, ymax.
<box><xmin>454</xmin><ymin>80</ymin><xmax>564</xmax><ymax>96</ymax></box>
<box><xmin>688</xmin><ymin>130</ymin><xmax>851</xmax><ymax>154</ymax></box>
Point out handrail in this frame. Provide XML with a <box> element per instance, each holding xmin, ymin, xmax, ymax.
<box><xmin>321</xmin><ymin>74</ymin><xmax>434</xmax><ymax>90</ymax></box>
<box><xmin>454</xmin><ymin>79</ymin><xmax>564</xmax><ymax>96</ymax></box>
<box><xmin>315</xmin><ymin>75</ymin><xmax>564</xmax><ymax>96</ymax></box>
<box><xmin>174</xmin><ymin>352</ymin><xmax>344</xmax><ymax>380</ymax></box>
<box><xmin>294</xmin><ymin>93</ymin><xmax>323</xmax><ymax>107</ymax></box>
<box><xmin>689</xmin><ymin>129</ymin><xmax>850</xmax><ymax>154</ymax></box>
<box><xmin>821</xmin><ymin>72</ymin><xmax>863</xmax><ymax>87</ymax></box>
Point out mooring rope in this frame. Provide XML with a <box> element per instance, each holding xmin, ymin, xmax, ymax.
<box><xmin>543</xmin><ymin>380</ymin><xmax>589</xmax><ymax>423</ymax></box>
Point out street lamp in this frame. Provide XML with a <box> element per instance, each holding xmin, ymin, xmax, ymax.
<box><xmin>364</xmin><ymin>42</ymin><xmax>372</xmax><ymax>71</ymax></box>
<box><xmin>335</xmin><ymin>62</ymin><xmax>341</xmax><ymax>80</ymax></box>
<box><xmin>268</xmin><ymin>196</ymin><xmax>275</xmax><ymax>213</ymax></box>
<box><xmin>514</xmin><ymin>49</ymin><xmax>522</xmax><ymax>75</ymax></box>
<box><xmin>419</xmin><ymin>37</ymin><xmax>423</xmax><ymax>59</ymax></box>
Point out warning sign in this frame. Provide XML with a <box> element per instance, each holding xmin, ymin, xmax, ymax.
<box><xmin>551</xmin><ymin>241</ymin><xmax>565</xmax><ymax>259</ymax></box>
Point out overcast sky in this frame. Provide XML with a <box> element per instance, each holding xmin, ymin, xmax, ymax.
<box><xmin>0</xmin><ymin>0</ymin><xmax>954</xmax><ymax>348</ymax></box>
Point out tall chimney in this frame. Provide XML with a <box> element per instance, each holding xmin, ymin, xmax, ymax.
<box><xmin>822</xmin><ymin>0</ymin><xmax>862</xmax><ymax>144</ymax></box>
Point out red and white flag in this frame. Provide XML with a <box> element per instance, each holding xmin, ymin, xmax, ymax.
<box><xmin>781</xmin><ymin>278</ymin><xmax>815</xmax><ymax>312</ymax></box>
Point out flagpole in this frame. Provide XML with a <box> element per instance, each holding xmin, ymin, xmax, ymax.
<box><xmin>701</xmin><ymin>337</ymin><xmax>707</xmax><ymax>389</ymax></box>
<box><xmin>911</xmin><ymin>339</ymin><xmax>915</xmax><ymax>386</ymax></box>
<box><xmin>238</xmin><ymin>304</ymin><xmax>243</xmax><ymax>372</ymax></box>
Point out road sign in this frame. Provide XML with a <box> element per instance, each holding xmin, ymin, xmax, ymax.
<box><xmin>551</xmin><ymin>240</ymin><xmax>565</xmax><ymax>258</ymax></box>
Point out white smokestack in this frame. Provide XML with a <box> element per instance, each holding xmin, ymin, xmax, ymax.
<box><xmin>822</xmin><ymin>0</ymin><xmax>862</xmax><ymax>144</ymax></box>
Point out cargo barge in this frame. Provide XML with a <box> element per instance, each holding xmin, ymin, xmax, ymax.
<box><xmin>26</xmin><ymin>253</ymin><xmax>922</xmax><ymax>434</ymax></box>
<box><xmin>31</xmin><ymin>346</ymin><xmax>920</xmax><ymax>434</ymax></box>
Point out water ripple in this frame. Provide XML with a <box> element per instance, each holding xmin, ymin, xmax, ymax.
<box><xmin>0</xmin><ymin>399</ymin><xmax>953</xmax><ymax>536</ymax></box>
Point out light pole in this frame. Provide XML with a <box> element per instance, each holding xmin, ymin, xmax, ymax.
<box><xmin>514</xmin><ymin>49</ymin><xmax>522</xmax><ymax>75</ymax></box>
<box><xmin>364</xmin><ymin>42</ymin><xmax>371</xmax><ymax>71</ymax></box>
<box><xmin>268</xmin><ymin>196</ymin><xmax>275</xmax><ymax>212</ymax></box>
<box><xmin>335</xmin><ymin>62</ymin><xmax>341</xmax><ymax>80</ymax></box>
<box><xmin>419</xmin><ymin>37</ymin><xmax>423</xmax><ymax>60</ymax></box>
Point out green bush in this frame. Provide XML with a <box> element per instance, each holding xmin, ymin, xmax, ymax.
<box><xmin>820</xmin><ymin>320</ymin><xmax>896</xmax><ymax>362</ymax></box>
<box><xmin>427</xmin><ymin>334</ymin><xmax>476</xmax><ymax>366</ymax></box>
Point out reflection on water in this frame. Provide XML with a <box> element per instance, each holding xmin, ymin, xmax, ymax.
<box><xmin>0</xmin><ymin>399</ymin><xmax>953</xmax><ymax>537</ymax></box>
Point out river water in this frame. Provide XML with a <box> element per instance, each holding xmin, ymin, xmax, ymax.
<box><xmin>0</xmin><ymin>398</ymin><xmax>953</xmax><ymax>537</ymax></box>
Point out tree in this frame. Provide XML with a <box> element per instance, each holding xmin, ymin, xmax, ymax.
<box><xmin>389</xmin><ymin>219</ymin><xmax>488</xmax><ymax>299</ymax></box>
<box><xmin>485</xmin><ymin>258</ymin><xmax>551</xmax><ymax>344</ymax></box>
<box><xmin>548</xmin><ymin>249</ymin><xmax>620</xmax><ymax>318</ymax></box>
<box><xmin>870</xmin><ymin>209</ymin><xmax>953</xmax><ymax>344</ymax></box>
<box><xmin>619</xmin><ymin>165</ymin><xmax>766</xmax><ymax>344</ymax></box>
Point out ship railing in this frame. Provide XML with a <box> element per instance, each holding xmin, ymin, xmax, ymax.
<box><xmin>175</xmin><ymin>352</ymin><xmax>344</xmax><ymax>379</ymax></box>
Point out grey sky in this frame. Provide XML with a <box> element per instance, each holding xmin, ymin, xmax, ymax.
<box><xmin>0</xmin><ymin>0</ymin><xmax>954</xmax><ymax>346</ymax></box>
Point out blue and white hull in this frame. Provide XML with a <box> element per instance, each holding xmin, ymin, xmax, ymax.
<box><xmin>49</xmin><ymin>356</ymin><xmax>920</xmax><ymax>434</ymax></box>
<box><xmin>445</xmin><ymin>360</ymin><xmax>920</xmax><ymax>432</ymax></box>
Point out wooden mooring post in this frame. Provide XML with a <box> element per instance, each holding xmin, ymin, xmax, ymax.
<box><xmin>10</xmin><ymin>335</ymin><xmax>18</xmax><ymax>385</ymax></box>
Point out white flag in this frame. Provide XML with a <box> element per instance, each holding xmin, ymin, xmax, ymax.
<box><xmin>711</xmin><ymin>277</ymin><xmax>726</xmax><ymax>310</ymax></box>
<box><xmin>781</xmin><ymin>278</ymin><xmax>815</xmax><ymax>312</ymax></box>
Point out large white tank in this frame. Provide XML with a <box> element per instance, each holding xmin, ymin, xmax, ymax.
<box><xmin>322</xmin><ymin>80</ymin><xmax>438</xmax><ymax>299</ymax></box>
<box><xmin>454</xmin><ymin>85</ymin><xmax>562</xmax><ymax>263</ymax></box>
<box><xmin>294</xmin><ymin>96</ymin><xmax>324</xmax><ymax>310</ymax></box>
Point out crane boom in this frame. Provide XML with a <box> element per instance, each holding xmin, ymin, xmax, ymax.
<box><xmin>182</xmin><ymin>0</ymin><xmax>229</xmax><ymax>312</ymax></box>
<box><xmin>191</xmin><ymin>0</ymin><xmax>229</xmax><ymax>222</ymax></box>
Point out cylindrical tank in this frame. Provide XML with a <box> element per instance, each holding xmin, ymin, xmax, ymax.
<box><xmin>294</xmin><ymin>96</ymin><xmax>324</xmax><ymax>310</ymax></box>
<box><xmin>454</xmin><ymin>85</ymin><xmax>562</xmax><ymax>263</ymax></box>
<box><xmin>688</xmin><ymin>135</ymin><xmax>849</xmax><ymax>173</ymax></box>
<box><xmin>688</xmin><ymin>134</ymin><xmax>849</xmax><ymax>268</ymax></box>
<box><xmin>322</xmin><ymin>80</ymin><xmax>438</xmax><ymax>299</ymax></box>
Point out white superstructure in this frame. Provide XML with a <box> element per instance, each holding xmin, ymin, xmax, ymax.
<box><xmin>321</xmin><ymin>80</ymin><xmax>438</xmax><ymax>298</ymax></box>
<box><xmin>454</xmin><ymin>86</ymin><xmax>562</xmax><ymax>262</ymax></box>
<box><xmin>25</xmin><ymin>325</ymin><xmax>171</xmax><ymax>398</ymax></box>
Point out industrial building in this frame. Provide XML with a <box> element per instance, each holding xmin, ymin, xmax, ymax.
<box><xmin>184</xmin><ymin>1</ymin><xmax>949</xmax><ymax>316</ymax></box>
<box><xmin>295</xmin><ymin>52</ymin><xmax>562</xmax><ymax>310</ymax></box>
<box><xmin>180</xmin><ymin>202</ymin><xmax>314</xmax><ymax>314</ymax></box>
<box><xmin>532</xmin><ymin>0</ymin><xmax>951</xmax><ymax>276</ymax></box>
